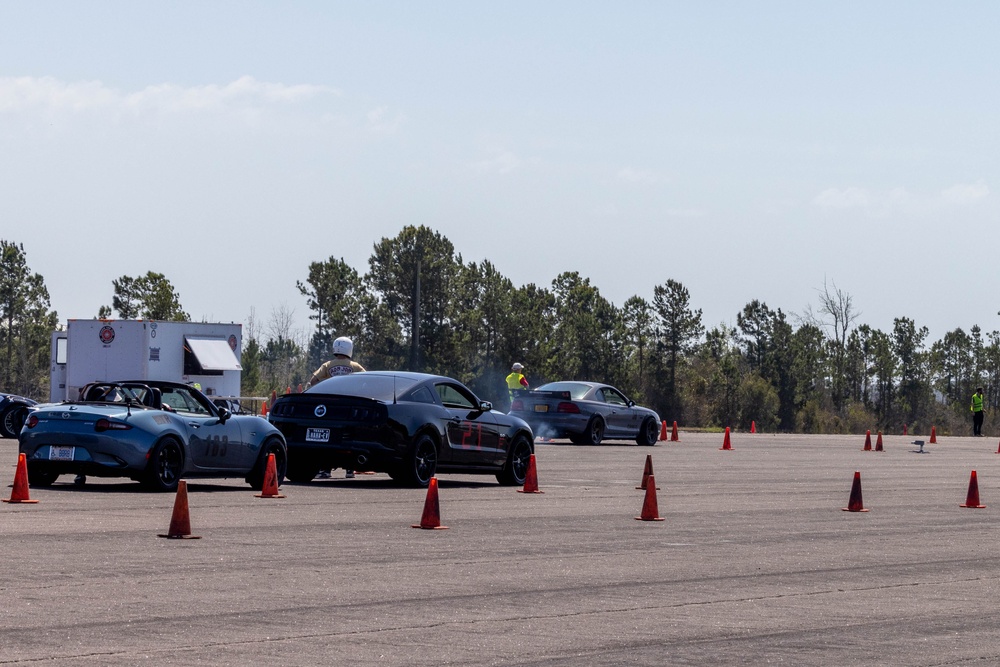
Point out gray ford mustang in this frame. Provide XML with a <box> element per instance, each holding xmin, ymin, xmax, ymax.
<box><xmin>19</xmin><ymin>380</ymin><xmax>286</xmax><ymax>491</ymax></box>
<box><xmin>509</xmin><ymin>381</ymin><xmax>660</xmax><ymax>446</ymax></box>
<box><xmin>0</xmin><ymin>392</ymin><xmax>37</xmax><ymax>439</ymax></box>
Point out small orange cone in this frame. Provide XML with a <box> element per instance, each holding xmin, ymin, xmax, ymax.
<box><xmin>635</xmin><ymin>474</ymin><xmax>665</xmax><ymax>521</ymax></box>
<box><xmin>412</xmin><ymin>477</ymin><xmax>448</xmax><ymax>529</ymax></box>
<box><xmin>720</xmin><ymin>427</ymin><xmax>732</xmax><ymax>450</ymax></box>
<box><xmin>903</xmin><ymin>423</ymin><xmax>907</xmax><ymax>436</ymax></box>
<box><xmin>930</xmin><ymin>426</ymin><xmax>937</xmax><ymax>443</ymax></box>
<box><xmin>750</xmin><ymin>420</ymin><xmax>757</xmax><ymax>434</ymax></box>
<box><xmin>260</xmin><ymin>401</ymin><xmax>268</xmax><ymax>417</ymax></box>
<box><xmin>659</xmin><ymin>420</ymin><xmax>668</xmax><ymax>441</ymax></box>
<box><xmin>270</xmin><ymin>389</ymin><xmax>278</xmax><ymax>406</ymax></box>
<box><xmin>996</xmin><ymin>440</ymin><xmax>1000</xmax><ymax>454</ymax></box>
<box><xmin>158</xmin><ymin>480</ymin><xmax>201</xmax><ymax>539</ymax></box>
<box><xmin>517</xmin><ymin>454</ymin><xmax>544</xmax><ymax>494</ymax></box>
<box><xmin>297</xmin><ymin>383</ymin><xmax>303</xmax><ymax>393</ymax></box>
<box><xmin>254</xmin><ymin>453</ymin><xmax>286</xmax><ymax>498</ymax></box>
<box><xmin>875</xmin><ymin>431</ymin><xmax>884</xmax><ymax>452</ymax></box>
<box><xmin>960</xmin><ymin>470</ymin><xmax>986</xmax><ymax>508</ymax></box>
<box><xmin>842</xmin><ymin>471</ymin><xmax>869</xmax><ymax>512</ymax></box>
<box><xmin>3</xmin><ymin>453</ymin><xmax>39</xmax><ymax>504</ymax></box>
<box><xmin>636</xmin><ymin>454</ymin><xmax>659</xmax><ymax>490</ymax></box>
<box><xmin>285</xmin><ymin>386</ymin><xmax>291</xmax><ymax>395</ymax></box>
<box><xmin>863</xmin><ymin>430</ymin><xmax>872</xmax><ymax>451</ymax></box>
<box><xmin>670</xmin><ymin>421</ymin><xmax>679</xmax><ymax>442</ymax></box>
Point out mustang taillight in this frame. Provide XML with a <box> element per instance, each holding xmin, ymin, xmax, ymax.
<box><xmin>556</xmin><ymin>402</ymin><xmax>580</xmax><ymax>414</ymax></box>
<box><xmin>95</xmin><ymin>418</ymin><xmax>132</xmax><ymax>433</ymax></box>
<box><xmin>26</xmin><ymin>415</ymin><xmax>38</xmax><ymax>429</ymax></box>
<box><xmin>510</xmin><ymin>399</ymin><xmax>524</xmax><ymax>411</ymax></box>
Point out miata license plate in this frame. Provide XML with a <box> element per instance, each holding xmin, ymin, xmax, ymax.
<box><xmin>306</xmin><ymin>428</ymin><xmax>330</xmax><ymax>443</ymax></box>
<box><xmin>49</xmin><ymin>445</ymin><xmax>75</xmax><ymax>461</ymax></box>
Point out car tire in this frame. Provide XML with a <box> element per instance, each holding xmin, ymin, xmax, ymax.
<box><xmin>246</xmin><ymin>437</ymin><xmax>287</xmax><ymax>490</ymax></box>
<box><xmin>27</xmin><ymin>464</ymin><xmax>58</xmax><ymax>487</ymax></box>
<box><xmin>583</xmin><ymin>416</ymin><xmax>605</xmax><ymax>446</ymax></box>
<box><xmin>285</xmin><ymin>458</ymin><xmax>318</xmax><ymax>483</ymax></box>
<box><xmin>496</xmin><ymin>434</ymin><xmax>533</xmax><ymax>486</ymax></box>
<box><xmin>636</xmin><ymin>417</ymin><xmax>659</xmax><ymax>446</ymax></box>
<box><xmin>0</xmin><ymin>404</ymin><xmax>28</xmax><ymax>439</ymax></box>
<box><xmin>140</xmin><ymin>438</ymin><xmax>184</xmax><ymax>492</ymax></box>
<box><xmin>397</xmin><ymin>433</ymin><xmax>438</xmax><ymax>488</ymax></box>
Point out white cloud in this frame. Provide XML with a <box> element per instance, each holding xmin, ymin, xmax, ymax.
<box><xmin>366</xmin><ymin>105</ymin><xmax>406</xmax><ymax>134</ymax></box>
<box><xmin>941</xmin><ymin>180</ymin><xmax>989</xmax><ymax>205</ymax></box>
<box><xmin>471</xmin><ymin>148</ymin><xmax>521</xmax><ymax>174</ymax></box>
<box><xmin>617</xmin><ymin>167</ymin><xmax>667</xmax><ymax>185</ymax></box>
<box><xmin>813</xmin><ymin>187</ymin><xmax>871</xmax><ymax>209</ymax></box>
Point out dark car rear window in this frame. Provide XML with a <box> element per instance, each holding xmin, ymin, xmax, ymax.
<box><xmin>308</xmin><ymin>374</ymin><xmax>419</xmax><ymax>402</ymax></box>
<box><xmin>537</xmin><ymin>382</ymin><xmax>592</xmax><ymax>400</ymax></box>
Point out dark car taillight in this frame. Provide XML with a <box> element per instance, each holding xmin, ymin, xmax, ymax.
<box><xmin>26</xmin><ymin>415</ymin><xmax>38</xmax><ymax>429</ymax></box>
<box><xmin>556</xmin><ymin>402</ymin><xmax>580</xmax><ymax>414</ymax></box>
<box><xmin>95</xmin><ymin>418</ymin><xmax>132</xmax><ymax>433</ymax></box>
<box><xmin>510</xmin><ymin>399</ymin><xmax>524</xmax><ymax>411</ymax></box>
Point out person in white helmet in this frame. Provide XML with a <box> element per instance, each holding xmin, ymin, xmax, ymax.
<box><xmin>307</xmin><ymin>336</ymin><xmax>366</xmax><ymax>478</ymax></box>
<box><xmin>506</xmin><ymin>362</ymin><xmax>529</xmax><ymax>403</ymax></box>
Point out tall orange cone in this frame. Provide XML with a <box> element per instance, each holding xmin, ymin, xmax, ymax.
<box><xmin>285</xmin><ymin>386</ymin><xmax>291</xmax><ymax>395</ymax></box>
<box><xmin>903</xmin><ymin>423</ymin><xmax>907</xmax><ymax>436</ymax></box>
<box><xmin>670</xmin><ymin>421</ymin><xmax>679</xmax><ymax>442</ymax></box>
<box><xmin>270</xmin><ymin>389</ymin><xmax>277</xmax><ymax>406</ymax></box>
<box><xmin>3</xmin><ymin>453</ymin><xmax>39</xmax><ymax>504</ymax></box>
<box><xmin>842</xmin><ymin>471</ymin><xmax>869</xmax><ymax>512</ymax></box>
<box><xmin>260</xmin><ymin>401</ymin><xmax>268</xmax><ymax>417</ymax></box>
<box><xmin>875</xmin><ymin>431</ymin><xmax>884</xmax><ymax>452</ymax></box>
<box><xmin>412</xmin><ymin>477</ymin><xmax>448</xmax><ymax>529</ymax></box>
<box><xmin>863</xmin><ymin>430</ymin><xmax>872</xmax><ymax>451</ymax></box>
<box><xmin>158</xmin><ymin>480</ymin><xmax>201</xmax><ymax>539</ymax></box>
<box><xmin>929</xmin><ymin>426</ymin><xmax>937</xmax><ymax>444</ymax></box>
<box><xmin>960</xmin><ymin>470</ymin><xmax>986</xmax><ymax>508</ymax></box>
<box><xmin>659</xmin><ymin>420</ymin><xmax>668</xmax><ymax>442</ymax></box>
<box><xmin>750</xmin><ymin>420</ymin><xmax>757</xmax><ymax>434</ymax></box>
<box><xmin>254</xmin><ymin>453</ymin><xmax>286</xmax><ymax>498</ymax></box>
<box><xmin>518</xmin><ymin>454</ymin><xmax>544</xmax><ymax>494</ymax></box>
<box><xmin>720</xmin><ymin>427</ymin><xmax>732</xmax><ymax>450</ymax></box>
<box><xmin>636</xmin><ymin>454</ymin><xmax>659</xmax><ymax>490</ymax></box>
<box><xmin>297</xmin><ymin>383</ymin><xmax>303</xmax><ymax>393</ymax></box>
<box><xmin>635</xmin><ymin>474</ymin><xmax>665</xmax><ymax>521</ymax></box>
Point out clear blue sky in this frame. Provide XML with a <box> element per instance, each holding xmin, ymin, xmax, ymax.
<box><xmin>1</xmin><ymin>2</ymin><xmax>996</xmax><ymax>343</ymax></box>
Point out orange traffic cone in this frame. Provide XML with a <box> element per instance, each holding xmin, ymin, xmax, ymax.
<box><xmin>720</xmin><ymin>427</ymin><xmax>732</xmax><ymax>450</ymax></box>
<box><xmin>659</xmin><ymin>420</ymin><xmax>668</xmax><ymax>442</ymax></box>
<box><xmin>412</xmin><ymin>477</ymin><xmax>448</xmax><ymax>529</ymax></box>
<box><xmin>285</xmin><ymin>386</ymin><xmax>291</xmax><ymax>395</ymax></box>
<box><xmin>636</xmin><ymin>454</ymin><xmax>660</xmax><ymax>490</ymax></box>
<box><xmin>518</xmin><ymin>454</ymin><xmax>544</xmax><ymax>494</ymax></box>
<box><xmin>903</xmin><ymin>423</ymin><xmax>907</xmax><ymax>436</ymax></box>
<box><xmin>3</xmin><ymin>453</ymin><xmax>39</xmax><ymax>504</ymax></box>
<box><xmin>996</xmin><ymin>440</ymin><xmax>1000</xmax><ymax>454</ymax></box>
<box><xmin>260</xmin><ymin>401</ymin><xmax>268</xmax><ymax>417</ymax></box>
<box><xmin>750</xmin><ymin>420</ymin><xmax>757</xmax><ymax>434</ymax></box>
<box><xmin>297</xmin><ymin>384</ymin><xmax>303</xmax><ymax>393</ymax></box>
<box><xmin>254</xmin><ymin>453</ymin><xmax>286</xmax><ymax>498</ymax></box>
<box><xmin>270</xmin><ymin>389</ymin><xmax>278</xmax><ymax>406</ymax></box>
<box><xmin>960</xmin><ymin>470</ymin><xmax>986</xmax><ymax>508</ymax></box>
<box><xmin>863</xmin><ymin>430</ymin><xmax>872</xmax><ymax>451</ymax></box>
<box><xmin>158</xmin><ymin>480</ymin><xmax>201</xmax><ymax>539</ymax></box>
<box><xmin>930</xmin><ymin>426</ymin><xmax>937</xmax><ymax>444</ymax></box>
<box><xmin>670</xmin><ymin>421</ymin><xmax>679</xmax><ymax>442</ymax></box>
<box><xmin>635</xmin><ymin>474</ymin><xmax>665</xmax><ymax>521</ymax></box>
<box><xmin>875</xmin><ymin>431</ymin><xmax>884</xmax><ymax>452</ymax></box>
<box><xmin>842</xmin><ymin>471</ymin><xmax>869</xmax><ymax>512</ymax></box>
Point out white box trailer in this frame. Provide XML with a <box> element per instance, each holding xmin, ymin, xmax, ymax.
<box><xmin>50</xmin><ymin>320</ymin><xmax>243</xmax><ymax>403</ymax></box>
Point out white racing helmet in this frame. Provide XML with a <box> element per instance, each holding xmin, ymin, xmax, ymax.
<box><xmin>332</xmin><ymin>336</ymin><xmax>354</xmax><ymax>358</ymax></box>
<box><xmin>511</xmin><ymin>362</ymin><xmax>524</xmax><ymax>371</ymax></box>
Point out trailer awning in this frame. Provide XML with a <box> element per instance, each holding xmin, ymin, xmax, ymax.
<box><xmin>184</xmin><ymin>337</ymin><xmax>242</xmax><ymax>371</ymax></box>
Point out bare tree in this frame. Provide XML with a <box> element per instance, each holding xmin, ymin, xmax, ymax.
<box><xmin>815</xmin><ymin>278</ymin><xmax>860</xmax><ymax>411</ymax></box>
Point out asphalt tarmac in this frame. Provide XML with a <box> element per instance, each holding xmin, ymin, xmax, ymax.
<box><xmin>2</xmin><ymin>431</ymin><xmax>1000</xmax><ymax>666</ymax></box>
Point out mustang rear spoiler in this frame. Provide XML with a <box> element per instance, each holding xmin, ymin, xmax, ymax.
<box><xmin>518</xmin><ymin>390</ymin><xmax>571</xmax><ymax>400</ymax></box>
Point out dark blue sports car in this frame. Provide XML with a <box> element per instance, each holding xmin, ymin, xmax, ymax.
<box><xmin>268</xmin><ymin>371</ymin><xmax>535</xmax><ymax>487</ymax></box>
<box><xmin>1</xmin><ymin>392</ymin><xmax>37</xmax><ymax>439</ymax></box>
<box><xmin>19</xmin><ymin>380</ymin><xmax>286</xmax><ymax>491</ymax></box>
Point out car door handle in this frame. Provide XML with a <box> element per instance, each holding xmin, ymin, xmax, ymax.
<box><xmin>188</xmin><ymin>422</ymin><xmax>201</xmax><ymax>429</ymax></box>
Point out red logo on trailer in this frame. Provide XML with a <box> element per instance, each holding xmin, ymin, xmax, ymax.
<box><xmin>99</xmin><ymin>326</ymin><xmax>115</xmax><ymax>345</ymax></box>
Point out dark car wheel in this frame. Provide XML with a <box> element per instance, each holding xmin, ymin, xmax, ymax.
<box><xmin>1</xmin><ymin>404</ymin><xmax>28</xmax><ymax>439</ymax></box>
<box><xmin>496</xmin><ymin>434</ymin><xmax>533</xmax><ymax>486</ymax></box>
<box><xmin>247</xmin><ymin>437</ymin><xmax>287</xmax><ymax>490</ymax></box>
<box><xmin>285</xmin><ymin>458</ymin><xmax>318</xmax><ymax>483</ymax></box>
<box><xmin>27</xmin><ymin>464</ymin><xmax>58</xmax><ymax>487</ymax></box>
<box><xmin>636</xmin><ymin>417</ymin><xmax>659</xmax><ymax>446</ymax></box>
<box><xmin>397</xmin><ymin>433</ymin><xmax>438</xmax><ymax>488</ymax></box>
<box><xmin>583</xmin><ymin>416</ymin><xmax>605</xmax><ymax>446</ymax></box>
<box><xmin>141</xmin><ymin>438</ymin><xmax>184</xmax><ymax>492</ymax></box>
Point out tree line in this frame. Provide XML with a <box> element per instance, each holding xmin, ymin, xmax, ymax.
<box><xmin>0</xmin><ymin>230</ymin><xmax>995</xmax><ymax>436</ymax></box>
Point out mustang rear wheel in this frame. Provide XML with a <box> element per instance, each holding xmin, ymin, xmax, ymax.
<box><xmin>636</xmin><ymin>417</ymin><xmax>659</xmax><ymax>446</ymax></box>
<box><xmin>285</xmin><ymin>458</ymin><xmax>318</xmax><ymax>483</ymax></box>
<box><xmin>141</xmin><ymin>438</ymin><xmax>184</xmax><ymax>492</ymax></box>
<box><xmin>583</xmin><ymin>416</ymin><xmax>605</xmax><ymax>446</ymax></box>
<box><xmin>397</xmin><ymin>433</ymin><xmax>438</xmax><ymax>488</ymax></box>
<box><xmin>496</xmin><ymin>434</ymin><xmax>532</xmax><ymax>486</ymax></box>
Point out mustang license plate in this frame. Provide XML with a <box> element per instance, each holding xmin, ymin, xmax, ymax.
<box><xmin>306</xmin><ymin>428</ymin><xmax>331</xmax><ymax>443</ymax></box>
<box><xmin>49</xmin><ymin>445</ymin><xmax>75</xmax><ymax>461</ymax></box>
<box><xmin>534</xmin><ymin>405</ymin><xmax>549</xmax><ymax>412</ymax></box>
